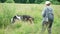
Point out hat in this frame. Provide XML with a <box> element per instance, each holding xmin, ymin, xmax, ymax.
<box><xmin>45</xmin><ymin>1</ymin><xmax>50</xmax><ymax>4</ymax></box>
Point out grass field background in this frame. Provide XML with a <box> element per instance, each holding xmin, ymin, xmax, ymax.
<box><xmin>0</xmin><ymin>3</ymin><xmax>60</xmax><ymax>34</ymax></box>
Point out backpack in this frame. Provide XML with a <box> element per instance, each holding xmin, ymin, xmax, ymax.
<box><xmin>47</xmin><ymin>8</ymin><xmax>54</xmax><ymax>21</ymax></box>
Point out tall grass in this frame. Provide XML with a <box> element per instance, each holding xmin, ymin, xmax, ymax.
<box><xmin>0</xmin><ymin>3</ymin><xmax>60</xmax><ymax>34</ymax></box>
<box><xmin>0</xmin><ymin>3</ymin><xmax>16</xmax><ymax>28</ymax></box>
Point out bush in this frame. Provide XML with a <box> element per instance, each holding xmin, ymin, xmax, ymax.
<box><xmin>0</xmin><ymin>0</ymin><xmax>6</xmax><ymax>3</ymax></box>
<box><xmin>50</xmin><ymin>0</ymin><xmax>60</xmax><ymax>5</ymax></box>
<box><xmin>35</xmin><ymin>0</ymin><xmax>43</xmax><ymax>4</ymax></box>
<box><xmin>5</xmin><ymin>0</ymin><xmax>14</xmax><ymax>3</ymax></box>
<box><xmin>52</xmin><ymin>1</ymin><xmax>60</xmax><ymax>5</ymax></box>
<box><xmin>29</xmin><ymin>0</ymin><xmax>35</xmax><ymax>3</ymax></box>
<box><xmin>14</xmin><ymin>0</ymin><xmax>27</xmax><ymax>3</ymax></box>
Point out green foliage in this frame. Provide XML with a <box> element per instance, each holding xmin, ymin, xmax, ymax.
<box><xmin>14</xmin><ymin>0</ymin><xmax>27</xmax><ymax>3</ymax></box>
<box><xmin>14</xmin><ymin>0</ymin><xmax>20</xmax><ymax>3</ymax></box>
<box><xmin>50</xmin><ymin>0</ymin><xmax>60</xmax><ymax>5</ymax></box>
<box><xmin>5</xmin><ymin>0</ymin><xmax>14</xmax><ymax>3</ymax></box>
<box><xmin>57</xmin><ymin>0</ymin><xmax>60</xmax><ymax>2</ymax></box>
<box><xmin>35</xmin><ymin>0</ymin><xmax>43</xmax><ymax>4</ymax></box>
<box><xmin>0</xmin><ymin>0</ymin><xmax>60</xmax><ymax>4</ymax></box>
<box><xmin>29</xmin><ymin>0</ymin><xmax>35</xmax><ymax>3</ymax></box>
<box><xmin>0</xmin><ymin>0</ymin><xmax>6</xmax><ymax>3</ymax></box>
<box><xmin>20</xmin><ymin>0</ymin><xmax>27</xmax><ymax>3</ymax></box>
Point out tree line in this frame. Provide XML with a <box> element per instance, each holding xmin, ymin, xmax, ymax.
<box><xmin>0</xmin><ymin>0</ymin><xmax>60</xmax><ymax>4</ymax></box>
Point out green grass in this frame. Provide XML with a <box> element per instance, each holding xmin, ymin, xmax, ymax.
<box><xmin>0</xmin><ymin>3</ymin><xmax>60</xmax><ymax>34</ymax></box>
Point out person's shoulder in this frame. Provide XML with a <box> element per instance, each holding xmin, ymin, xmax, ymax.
<box><xmin>46</xmin><ymin>6</ymin><xmax>53</xmax><ymax>9</ymax></box>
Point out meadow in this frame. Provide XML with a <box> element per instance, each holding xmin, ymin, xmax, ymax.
<box><xmin>0</xmin><ymin>3</ymin><xmax>60</xmax><ymax>34</ymax></box>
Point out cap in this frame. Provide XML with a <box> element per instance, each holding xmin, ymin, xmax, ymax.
<box><xmin>45</xmin><ymin>1</ymin><xmax>50</xmax><ymax>4</ymax></box>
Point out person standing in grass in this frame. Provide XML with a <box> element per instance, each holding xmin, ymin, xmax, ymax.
<box><xmin>41</xmin><ymin>1</ymin><xmax>54</xmax><ymax>34</ymax></box>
